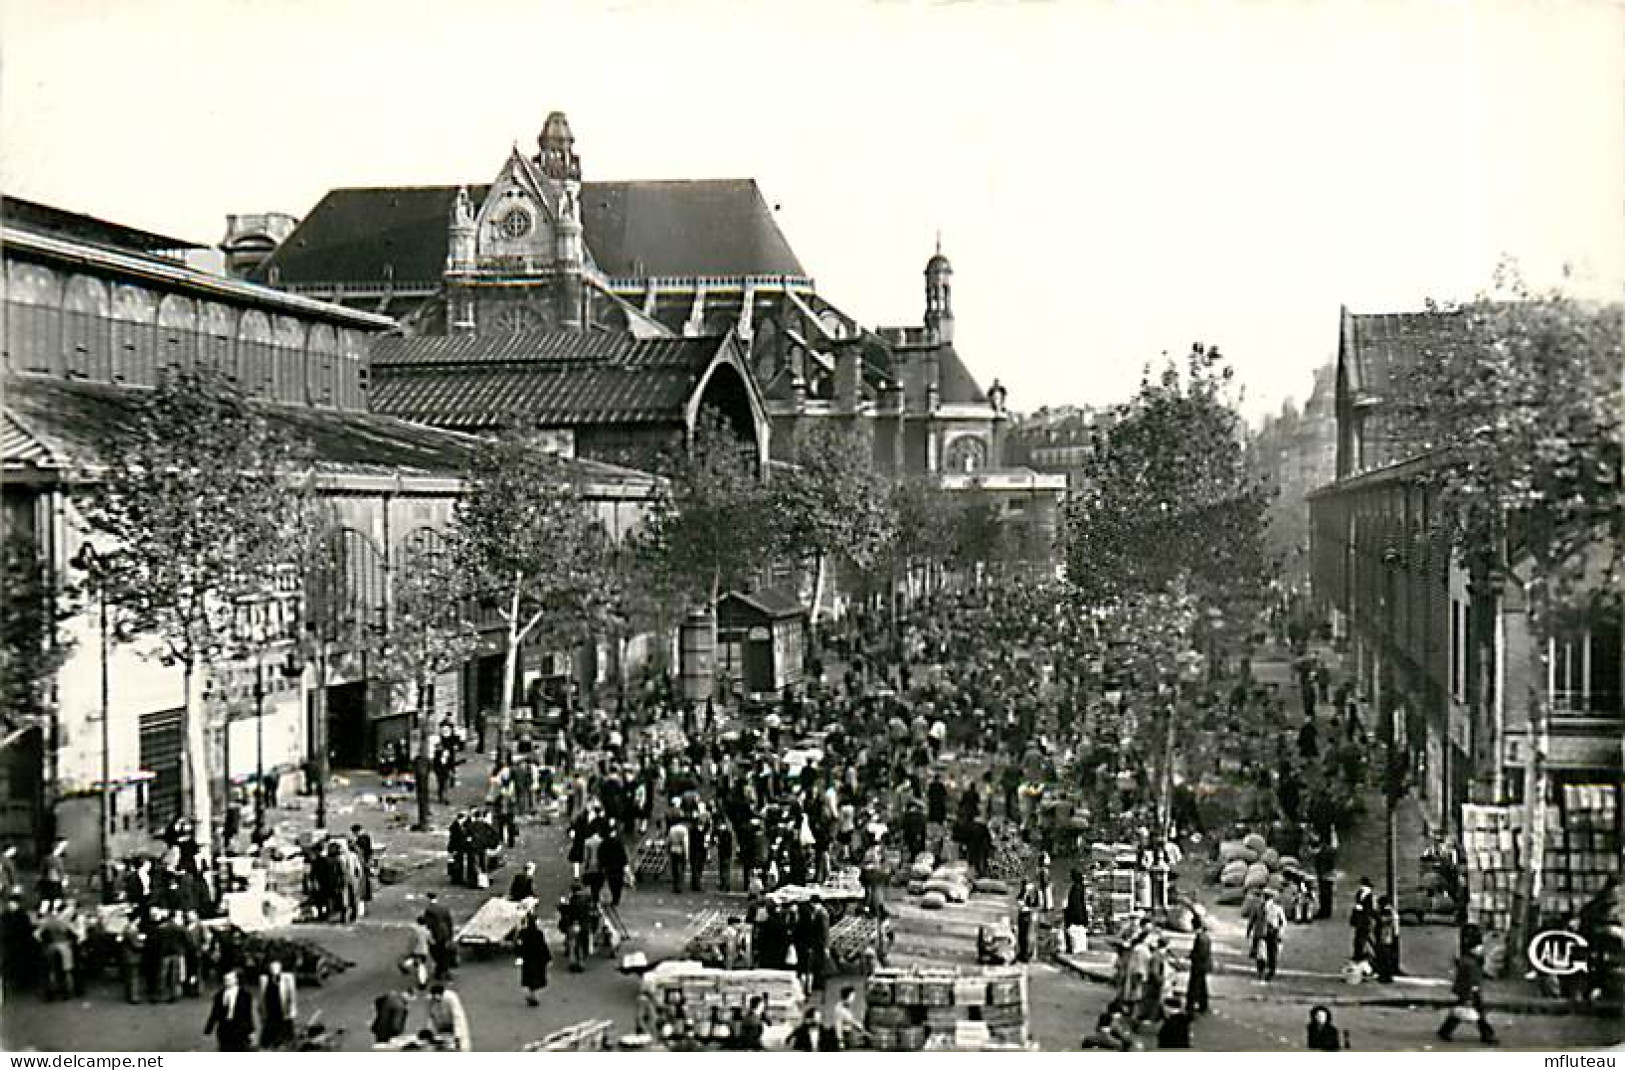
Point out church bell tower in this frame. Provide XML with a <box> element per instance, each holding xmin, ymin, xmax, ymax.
<box><xmin>924</xmin><ymin>238</ymin><xmax>954</xmax><ymax>344</ymax></box>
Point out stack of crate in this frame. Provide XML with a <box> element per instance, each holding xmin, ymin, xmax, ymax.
<box><xmin>641</xmin><ymin>962</ymin><xmax>804</xmax><ymax>1020</ymax></box>
<box><xmin>633</xmin><ymin>837</ymin><xmax>668</xmax><ymax>879</ymax></box>
<box><xmin>1542</xmin><ymin>785</ymin><xmax>1622</xmax><ymax>918</ymax></box>
<box><xmin>864</xmin><ymin>965</ymin><xmax>1029</xmax><ymax>1051</ymax></box>
<box><xmin>1461</xmin><ymin>804</ymin><xmax>1522</xmax><ymax>933</ymax></box>
<box><xmin>524</xmin><ymin>1019</ymin><xmax>615</xmax><ymax>1052</ymax></box>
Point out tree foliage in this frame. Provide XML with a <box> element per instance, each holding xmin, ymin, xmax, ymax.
<box><xmin>1391</xmin><ymin>269</ymin><xmax>1624</xmax><ymax>611</ymax></box>
<box><xmin>0</xmin><ymin>538</ymin><xmax>72</xmax><ymax>735</ymax></box>
<box><xmin>1064</xmin><ymin>344</ymin><xmax>1274</xmax><ymax>607</ymax></box>
<box><xmin>376</xmin><ymin>533</ymin><xmax>481</xmax><ymax>829</ymax></box>
<box><xmin>76</xmin><ymin>366</ymin><xmax>311</xmax><ymax>839</ymax></box>
<box><xmin>638</xmin><ymin>408</ymin><xmax>772</xmax><ymax>610</ymax></box>
<box><xmin>448</xmin><ymin>428</ymin><xmax>618</xmax><ymax>752</ymax></box>
<box><xmin>771</xmin><ymin>422</ymin><xmax>894</xmax><ymax>619</ymax></box>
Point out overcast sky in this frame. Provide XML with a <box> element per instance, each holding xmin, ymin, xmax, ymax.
<box><xmin>3</xmin><ymin>0</ymin><xmax>1621</xmax><ymax>423</ymax></box>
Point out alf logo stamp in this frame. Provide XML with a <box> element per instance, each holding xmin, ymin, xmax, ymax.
<box><xmin>1528</xmin><ymin>930</ymin><xmax>1590</xmax><ymax>977</ymax></box>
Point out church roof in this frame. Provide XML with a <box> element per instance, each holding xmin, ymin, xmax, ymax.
<box><xmin>581</xmin><ymin>180</ymin><xmax>804</xmax><ymax>278</ymax></box>
<box><xmin>258</xmin><ymin>179</ymin><xmax>805</xmax><ymax>288</ymax></box>
<box><xmin>934</xmin><ymin>343</ymin><xmax>989</xmax><ymax>405</ymax></box>
<box><xmin>369</xmin><ymin>331</ymin><xmax>736</xmax><ymax>429</ymax></box>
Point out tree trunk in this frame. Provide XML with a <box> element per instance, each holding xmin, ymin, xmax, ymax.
<box><xmin>181</xmin><ymin>659</ymin><xmax>214</xmax><ymax>855</ymax></box>
<box><xmin>1516</xmin><ymin>574</ymin><xmax>1554</xmax><ymax>964</ymax></box>
<box><xmin>496</xmin><ymin>576</ymin><xmax>522</xmax><ymax>761</ymax></box>
<box><xmin>415</xmin><ymin>673</ymin><xmax>434</xmax><ymax>831</ymax></box>
<box><xmin>810</xmin><ymin>552</ymin><xmax>827</xmax><ymax>628</ymax></box>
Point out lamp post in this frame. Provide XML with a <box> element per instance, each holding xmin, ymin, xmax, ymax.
<box><xmin>71</xmin><ymin>545</ymin><xmax>115</xmax><ymax>902</ymax></box>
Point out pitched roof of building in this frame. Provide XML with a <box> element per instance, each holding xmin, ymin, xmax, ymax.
<box><xmin>934</xmin><ymin>343</ymin><xmax>989</xmax><ymax>405</ymax></box>
<box><xmin>2</xmin><ymin>196</ymin><xmax>203</xmax><ymax>257</ymax></box>
<box><xmin>1339</xmin><ymin>306</ymin><xmax>1474</xmax><ymax>400</ymax></box>
<box><xmin>719</xmin><ymin>587</ymin><xmax>806</xmax><ymax>620</ymax></box>
<box><xmin>259</xmin><ymin>179</ymin><xmax>806</xmax><ymax>288</ymax></box>
<box><xmin>0</xmin><ymin>373</ymin><xmax>648</xmax><ymax>486</ymax></box>
<box><xmin>369</xmin><ymin>331</ymin><xmax>733</xmax><ymax>429</ymax></box>
<box><xmin>582</xmin><ymin>180</ymin><xmax>804</xmax><ymax>278</ymax></box>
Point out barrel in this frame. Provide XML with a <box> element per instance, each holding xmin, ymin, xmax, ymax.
<box><xmin>678</xmin><ymin>611</ymin><xmax>715</xmax><ymax>703</ymax></box>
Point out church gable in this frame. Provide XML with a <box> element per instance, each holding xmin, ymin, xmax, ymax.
<box><xmin>473</xmin><ymin>150</ymin><xmax>559</xmax><ymax>270</ymax></box>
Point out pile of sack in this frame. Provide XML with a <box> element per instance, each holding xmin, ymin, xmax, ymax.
<box><xmin>1214</xmin><ymin>832</ymin><xmax>1300</xmax><ymax>906</ymax></box>
<box><xmin>905</xmin><ymin>857</ymin><xmax>974</xmax><ymax>910</ymax></box>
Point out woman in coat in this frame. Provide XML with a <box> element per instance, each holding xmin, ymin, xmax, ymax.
<box><xmin>1306</xmin><ymin>1005</ymin><xmax>1342</xmax><ymax>1050</ymax></box>
<box><xmin>517</xmin><ymin>911</ymin><xmax>553</xmax><ymax>1007</ymax></box>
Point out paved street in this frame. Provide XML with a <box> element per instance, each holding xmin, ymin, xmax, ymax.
<box><xmin>7</xmin><ymin>712</ymin><xmax>1622</xmax><ymax>1054</ymax></box>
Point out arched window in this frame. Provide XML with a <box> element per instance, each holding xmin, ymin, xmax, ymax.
<box><xmin>63</xmin><ymin>274</ymin><xmax>110</xmax><ymax>380</ymax></box>
<box><xmin>337</xmin><ymin>329</ymin><xmax>368</xmax><ymax>408</ymax></box>
<box><xmin>112</xmin><ymin>285</ymin><xmax>158</xmax><ymax>384</ymax></box>
<box><xmin>271</xmin><ymin>315</ymin><xmax>306</xmax><ymax>404</ymax></box>
<box><xmin>945</xmin><ymin>435</ymin><xmax>988</xmax><ymax>473</ymax></box>
<box><xmin>5</xmin><ymin>262</ymin><xmax>63</xmax><ymax>373</ymax></box>
<box><xmin>153</xmin><ymin>293</ymin><xmax>195</xmax><ymax>383</ymax></box>
<box><xmin>199</xmin><ymin>303</ymin><xmax>236</xmax><ymax>382</ymax></box>
<box><xmin>237</xmin><ymin>310</ymin><xmax>273</xmax><ymax>397</ymax></box>
<box><xmin>307</xmin><ymin>324</ymin><xmax>338</xmax><ymax>406</ymax></box>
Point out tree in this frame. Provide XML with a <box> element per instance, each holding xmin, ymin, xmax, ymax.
<box><xmin>374</xmin><ymin>534</ymin><xmax>480</xmax><ymax>831</ymax></box>
<box><xmin>1064</xmin><ymin>344</ymin><xmax>1274</xmax><ymax>609</ymax></box>
<box><xmin>640</xmin><ymin>408</ymin><xmax>773</xmax><ymax>615</ymax></box>
<box><xmin>885</xmin><ymin>475</ymin><xmax>957</xmax><ymax>601</ymax></box>
<box><xmin>449</xmin><ymin>429</ymin><xmax>617</xmax><ymax>758</ymax></box>
<box><xmin>0</xmin><ymin>538</ymin><xmax>72</xmax><ymax>735</ymax></box>
<box><xmin>771</xmin><ymin>422</ymin><xmax>894</xmax><ymax>624</ymax></box>
<box><xmin>1391</xmin><ymin>268</ymin><xmax>1623</xmax><ymax>947</ymax></box>
<box><xmin>951</xmin><ymin>497</ymin><xmax>1007</xmax><ymax>586</ymax></box>
<box><xmin>76</xmin><ymin>367</ymin><xmax>310</xmax><ymax>845</ymax></box>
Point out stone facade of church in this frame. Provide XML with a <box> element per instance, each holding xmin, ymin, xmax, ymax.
<box><xmin>241</xmin><ymin>111</ymin><xmax>1014</xmax><ymax>483</ymax></box>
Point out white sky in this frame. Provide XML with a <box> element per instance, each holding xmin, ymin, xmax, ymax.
<box><xmin>3</xmin><ymin>0</ymin><xmax>1621</xmax><ymax>423</ymax></box>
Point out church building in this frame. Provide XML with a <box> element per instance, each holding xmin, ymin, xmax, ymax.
<box><xmin>237</xmin><ymin>112</ymin><xmax>1011</xmax><ymax>479</ymax></box>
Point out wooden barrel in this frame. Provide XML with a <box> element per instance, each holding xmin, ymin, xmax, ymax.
<box><xmin>678</xmin><ymin>611</ymin><xmax>714</xmax><ymax>703</ymax></box>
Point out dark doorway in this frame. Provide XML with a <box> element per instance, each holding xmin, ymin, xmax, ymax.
<box><xmin>139</xmin><ymin>710</ymin><xmax>184</xmax><ymax>833</ymax></box>
<box><xmin>473</xmin><ymin>654</ymin><xmax>506</xmax><ymax>723</ymax></box>
<box><xmin>327</xmin><ymin>682</ymin><xmax>370</xmax><ymax>770</ymax></box>
<box><xmin>744</xmin><ymin>638</ymin><xmax>774</xmax><ymax>694</ymax></box>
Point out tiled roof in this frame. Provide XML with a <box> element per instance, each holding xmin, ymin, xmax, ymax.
<box><xmin>719</xmin><ymin>587</ymin><xmax>806</xmax><ymax>619</ymax></box>
<box><xmin>260</xmin><ymin>179</ymin><xmax>805</xmax><ymax>288</ymax></box>
<box><xmin>1</xmin><ymin>409</ymin><xmax>59</xmax><ymax>466</ymax></box>
<box><xmin>1340</xmin><ymin>307</ymin><xmax>1474</xmax><ymax>399</ymax></box>
<box><xmin>0</xmin><ymin>373</ymin><xmax>647</xmax><ymax>486</ymax></box>
<box><xmin>369</xmin><ymin>332</ymin><xmax>731</xmax><ymax>429</ymax></box>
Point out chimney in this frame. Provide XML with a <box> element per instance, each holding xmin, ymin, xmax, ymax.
<box><xmin>220</xmin><ymin>212</ymin><xmax>298</xmax><ymax>280</ymax></box>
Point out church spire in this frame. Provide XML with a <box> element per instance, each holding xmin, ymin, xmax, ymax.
<box><xmin>536</xmin><ymin>111</ymin><xmax>581</xmax><ymax>181</ymax></box>
<box><xmin>925</xmin><ymin>238</ymin><xmax>953</xmax><ymax>344</ymax></box>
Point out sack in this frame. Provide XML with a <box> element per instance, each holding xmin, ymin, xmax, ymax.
<box><xmin>1449</xmin><ymin>1002</ymin><xmax>1480</xmax><ymax>1025</ymax></box>
<box><xmin>476</xmin><ymin>871</ymin><xmax>491</xmax><ymax>890</ymax></box>
<box><xmin>785</xmin><ymin>943</ymin><xmax>799</xmax><ymax>967</ymax></box>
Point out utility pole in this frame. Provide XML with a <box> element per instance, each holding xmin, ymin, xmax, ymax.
<box><xmin>253</xmin><ymin>655</ymin><xmax>266</xmax><ymax>845</ymax></box>
<box><xmin>1383</xmin><ymin>702</ymin><xmax>1400</xmax><ymax>906</ymax></box>
<box><xmin>96</xmin><ymin>562</ymin><xmax>112</xmax><ymax>902</ymax></box>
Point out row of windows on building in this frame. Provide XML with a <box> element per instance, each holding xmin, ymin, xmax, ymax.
<box><xmin>4</xmin><ymin>262</ymin><xmax>372</xmax><ymax>409</ymax></box>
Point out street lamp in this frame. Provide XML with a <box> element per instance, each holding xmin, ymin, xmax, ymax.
<box><xmin>69</xmin><ymin>543</ymin><xmax>113</xmax><ymax>902</ymax></box>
